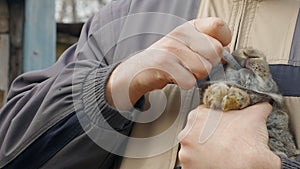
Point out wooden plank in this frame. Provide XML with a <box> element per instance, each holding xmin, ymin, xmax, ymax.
<box><xmin>0</xmin><ymin>0</ymin><xmax>9</xmax><ymax>33</ymax></box>
<box><xmin>8</xmin><ymin>0</ymin><xmax>24</xmax><ymax>84</ymax></box>
<box><xmin>23</xmin><ymin>0</ymin><xmax>56</xmax><ymax>72</ymax></box>
<box><xmin>0</xmin><ymin>35</ymin><xmax>10</xmax><ymax>107</ymax></box>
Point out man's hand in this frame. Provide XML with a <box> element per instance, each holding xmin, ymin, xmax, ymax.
<box><xmin>106</xmin><ymin>17</ymin><xmax>232</xmax><ymax>110</ymax></box>
<box><xmin>178</xmin><ymin>103</ymin><xmax>281</xmax><ymax>169</ymax></box>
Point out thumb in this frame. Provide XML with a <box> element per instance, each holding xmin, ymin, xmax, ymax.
<box><xmin>241</xmin><ymin>102</ymin><xmax>272</xmax><ymax>121</ymax></box>
<box><xmin>193</xmin><ymin>17</ymin><xmax>232</xmax><ymax>46</ymax></box>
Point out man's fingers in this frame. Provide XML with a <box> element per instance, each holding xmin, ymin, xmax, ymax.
<box><xmin>131</xmin><ymin>49</ymin><xmax>198</xmax><ymax>90</ymax></box>
<box><xmin>178</xmin><ymin>106</ymin><xmax>209</xmax><ymax>143</ymax></box>
<box><xmin>168</xmin><ymin>21</ymin><xmax>224</xmax><ymax>66</ymax></box>
<box><xmin>193</xmin><ymin>17</ymin><xmax>232</xmax><ymax>46</ymax></box>
<box><xmin>240</xmin><ymin>102</ymin><xmax>272</xmax><ymax>121</ymax></box>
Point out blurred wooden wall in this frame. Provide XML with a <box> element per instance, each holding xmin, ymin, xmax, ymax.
<box><xmin>0</xmin><ymin>0</ymin><xmax>57</xmax><ymax>109</ymax></box>
<box><xmin>0</xmin><ymin>0</ymin><xmax>10</xmax><ymax>108</ymax></box>
<box><xmin>0</xmin><ymin>0</ymin><xmax>25</xmax><ymax>108</ymax></box>
<box><xmin>56</xmin><ymin>22</ymin><xmax>83</xmax><ymax>59</ymax></box>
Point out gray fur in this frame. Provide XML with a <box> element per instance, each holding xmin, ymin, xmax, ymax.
<box><xmin>201</xmin><ymin>48</ymin><xmax>299</xmax><ymax>157</ymax></box>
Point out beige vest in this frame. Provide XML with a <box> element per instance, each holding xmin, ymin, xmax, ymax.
<box><xmin>120</xmin><ymin>0</ymin><xmax>300</xmax><ymax>168</ymax></box>
<box><xmin>120</xmin><ymin>85</ymin><xmax>201</xmax><ymax>169</ymax></box>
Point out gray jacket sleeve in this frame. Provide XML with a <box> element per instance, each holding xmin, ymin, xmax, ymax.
<box><xmin>281</xmin><ymin>156</ymin><xmax>300</xmax><ymax>169</ymax></box>
<box><xmin>0</xmin><ymin>1</ymin><xmax>135</xmax><ymax>168</ymax></box>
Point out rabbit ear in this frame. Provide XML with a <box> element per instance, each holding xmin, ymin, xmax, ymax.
<box><xmin>237</xmin><ymin>48</ymin><xmax>265</xmax><ymax>58</ymax></box>
<box><xmin>243</xmin><ymin>48</ymin><xmax>266</xmax><ymax>59</ymax></box>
